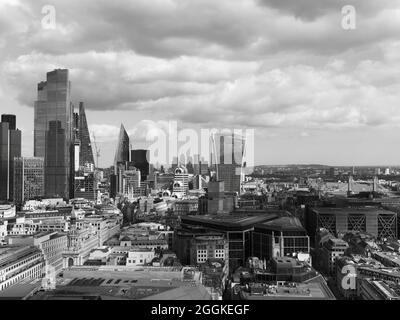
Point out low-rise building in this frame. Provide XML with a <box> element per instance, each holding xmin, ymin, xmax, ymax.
<box><xmin>8</xmin><ymin>232</ymin><xmax>67</xmax><ymax>273</ymax></box>
<box><xmin>0</xmin><ymin>246</ymin><xmax>45</xmax><ymax>291</ymax></box>
<box><xmin>126</xmin><ymin>249</ymin><xmax>155</xmax><ymax>267</ymax></box>
<box><xmin>358</xmin><ymin>278</ymin><xmax>400</xmax><ymax>300</ymax></box>
<box><xmin>28</xmin><ymin>265</ymin><xmax>212</xmax><ymax>300</ymax></box>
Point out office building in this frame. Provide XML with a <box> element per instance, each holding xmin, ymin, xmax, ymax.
<box><xmin>114</xmin><ymin>124</ymin><xmax>130</xmax><ymax>166</ymax></box>
<box><xmin>0</xmin><ymin>115</ymin><xmax>21</xmax><ymax>201</ymax></box>
<box><xmin>1</xmin><ymin>114</ymin><xmax>16</xmax><ymax>130</ymax></box>
<box><xmin>252</xmin><ymin>216</ymin><xmax>310</xmax><ymax>261</ymax></box>
<box><xmin>179</xmin><ymin>211</ymin><xmax>283</xmax><ymax>271</ymax></box>
<box><xmin>131</xmin><ymin>149</ymin><xmax>150</xmax><ymax>182</ymax></box>
<box><xmin>122</xmin><ymin>168</ymin><xmax>141</xmax><ymax>198</ymax></box>
<box><xmin>74</xmin><ymin>171</ymin><xmax>96</xmax><ymax>201</ymax></box>
<box><xmin>112</xmin><ymin>125</ymin><xmax>130</xmax><ymax>196</ymax></box>
<box><xmin>13</xmin><ymin>157</ymin><xmax>45</xmax><ymax>204</ymax></box>
<box><xmin>173</xmin><ymin>199</ymin><xmax>199</xmax><ymax>216</ymax></box>
<box><xmin>77</xmin><ymin>102</ymin><xmax>95</xmax><ymax>167</ymax></box>
<box><xmin>174</xmin><ymin>231</ymin><xmax>228</xmax><ymax>266</ymax></box>
<box><xmin>212</xmin><ymin>133</ymin><xmax>245</xmax><ymax>194</ymax></box>
<box><xmin>34</xmin><ymin>69</ymin><xmax>74</xmax><ymax>199</ymax></box>
<box><xmin>207</xmin><ymin>180</ymin><xmax>236</xmax><ymax>214</ymax></box>
<box><xmin>305</xmin><ymin>207</ymin><xmax>397</xmax><ymax>242</ymax></box>
<box><xmin>313</xmin><ymin>229</ymin><xmax>349</xmax><ymax>276</ymax></box>
<box><xmin>172</xmin><ymin>166</ymin><xmax>189</xmax><ymax>198</ymax></box>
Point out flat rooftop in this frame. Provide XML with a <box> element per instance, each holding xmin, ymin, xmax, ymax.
<box><xmin>312</xmin><ymin>207</ymin><xmax>396</xmax><ymax>215</ymax></box>
<box><xmin>0</xmin><ymin>278</ymin><xmax>42</xmax><ymax>300</ymax></box>
<box><xmin>238</xmin><ymin>281</ymin><xmax>335</xmax><ymax>300</ymax></box>
<box><xmin>181</xmin><ymin>212</ymin><xmax>282</xmax><ymax>231</ymax></box>
<box><xmin>254</xmin><ymin>216</ymin><xmax>306</xmax><ymax>233</ymax></box>
<box><xmin>28</xmin><ymin>267</ymin><xmax>211</xmax><ymax>300</ymax></box>
<box><xmin>0</xmin><ymin>246</ymin><xmax>40</xmax><ymax>269</ymax></box>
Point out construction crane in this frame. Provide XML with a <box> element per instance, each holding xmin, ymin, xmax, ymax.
<box><xmin>91</xmin><ymin>132</ymin><xmax>101</xmax><ymax>169</ymax></box>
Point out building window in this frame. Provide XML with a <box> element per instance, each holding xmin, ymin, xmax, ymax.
<box><xmin>215</xmin><ymin>249</ymin><xmax>225</xmax><ymax>259</ymax></box>
<box><xmin>197</xmin><ymin>249</ymin><xmax>207</xmax><ymax>263</ymax></box>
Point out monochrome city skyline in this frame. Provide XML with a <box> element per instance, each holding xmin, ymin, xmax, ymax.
<box><xmin>1</xmin><ymin>0</ymin><xmax>400</xmax><ymax>308</ymax></box>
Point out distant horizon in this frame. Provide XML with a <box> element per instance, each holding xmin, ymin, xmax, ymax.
<box><xmin>90</xmin><ymin>162</ymin><xmax>400</xmax><ymax>170</ymax></box>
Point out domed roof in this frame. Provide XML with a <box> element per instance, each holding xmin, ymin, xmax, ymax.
<box><xmin>174</xmin><ymin>166</ymin><xmax>188</xmax><ymax>174</ymax></box>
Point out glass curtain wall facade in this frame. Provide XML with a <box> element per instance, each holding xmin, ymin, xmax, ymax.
<box><xmin>34</xmin><ymin>69</ymin><xmax>73</xmax><ymax>199</ymax></box>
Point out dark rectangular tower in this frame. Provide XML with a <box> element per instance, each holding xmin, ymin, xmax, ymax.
<box><xmin>1</xmin><ymin>114</ymin><xmax>16</xmax><ymax>130</ymax></box>
<box><xmin>131</xmin><ymin>149</ymin><xmax>150</xmax><ymax>182</ymax></box>
<box><xmin>0</xmin><ymin>115</ymin><xmax>21</xmax><ymax>201</ymax></box>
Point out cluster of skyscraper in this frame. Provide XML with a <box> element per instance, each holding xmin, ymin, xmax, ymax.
<box><xmin>0</xmin><ymin>68</ymin><xmax>247</xmax><ymax>204</ymax></box>
<box><xmin>110</xmin><ymin>124</ymin><xmax>150</xmax><ymax>199</ymax></box>
<box><xmin>0</xmin><ymin>69</ymin><xmax>96</xmax><ymax>204</ymax></box>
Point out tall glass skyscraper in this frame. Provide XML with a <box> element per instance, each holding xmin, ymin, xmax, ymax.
<box><xmin>0</xmin><ymin>115</ymin><xmax>21</xmax><ymax>201</ymax></box>
<box><xmin>212</xmin><ymin>132</ymin><xmax>245</xmax><ymax>193</ymax></box>
<box><xmin>34</xmin><ymin>69</ymin><xmax>74</xmax><ymax>199</ymax></box>
<box><xmin>78</xmin><ymin>102</ymin><xmax>95</xmax><ymax>167</ymax></box>
<box><xmin>114</xmin><ymin>124</ymin><xmax>130</xmax><ymax>166</ymax></box>
<box><xmin>72</xmin><ymin>102</ymin><xmax>95</xmax><ymax>201</ymax></box>
<box><xmin>112</xmin><ymin>124</ymin><xmax>130</xmax><ymax>195</ymax></box>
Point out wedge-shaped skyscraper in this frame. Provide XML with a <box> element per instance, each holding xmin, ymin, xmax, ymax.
<box><xmin>78</xmin><ymin>102</ymin><xmax>95</xmax><ymax>167</ymax></box>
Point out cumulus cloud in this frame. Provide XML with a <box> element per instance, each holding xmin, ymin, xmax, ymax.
<box><xmin>1</xmin><ymin>0</ymin><xmax>400</xmax><ymax>165</ymax></box>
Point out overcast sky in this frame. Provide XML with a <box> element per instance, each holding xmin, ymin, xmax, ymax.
<box><xmin>1</xmin><ymin>0</ymin><xmax>400</xmax><ymax>167</ymax></box>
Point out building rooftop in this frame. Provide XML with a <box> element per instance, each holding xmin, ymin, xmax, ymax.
<box><xmin>254</xmin><ymin>216</ymin><xmax>305</xmax><ymax>233</ymax></box>
<box><xmin>0</xmin><ymin>246</ymin><xmax>41</xmax><ymax>269</ymax></box>
<box><xmin>29</xmin><ymin>266</ymin><xmax>211</xmax><ymax>300</ymax></box>
<box><xmin>0</xmin><ymin>278</ymin><xmax>42</xmax><ymax>299</ymax></box>
<box><xmin>238</xmin><ymin>281</ymin><xmax>335</xmax><ymax>300</ymax></box>
<box><xmin>181</xmin><ymin>212</ymin><xmax>281</xmax><ymax>231</ymax></box>
<box><xmin>312</xmin><ymin>207</ymin><xmax>396</xmax><ymax>216</ymax></box>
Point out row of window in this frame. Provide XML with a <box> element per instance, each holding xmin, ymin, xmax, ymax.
<box><xmin>0</xmin><ymin>263</ymin><xmax>43</xmax><ymax>291</ymax></box>
<box><xmin>196</xmin><ymin>249</ymin><xmax>226</xmax><ymax>263</ymax></box>
<box><xmin>1</xmin><ymin>253</ymin><xmax>41</xmax><ymax>274</ymax></box>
